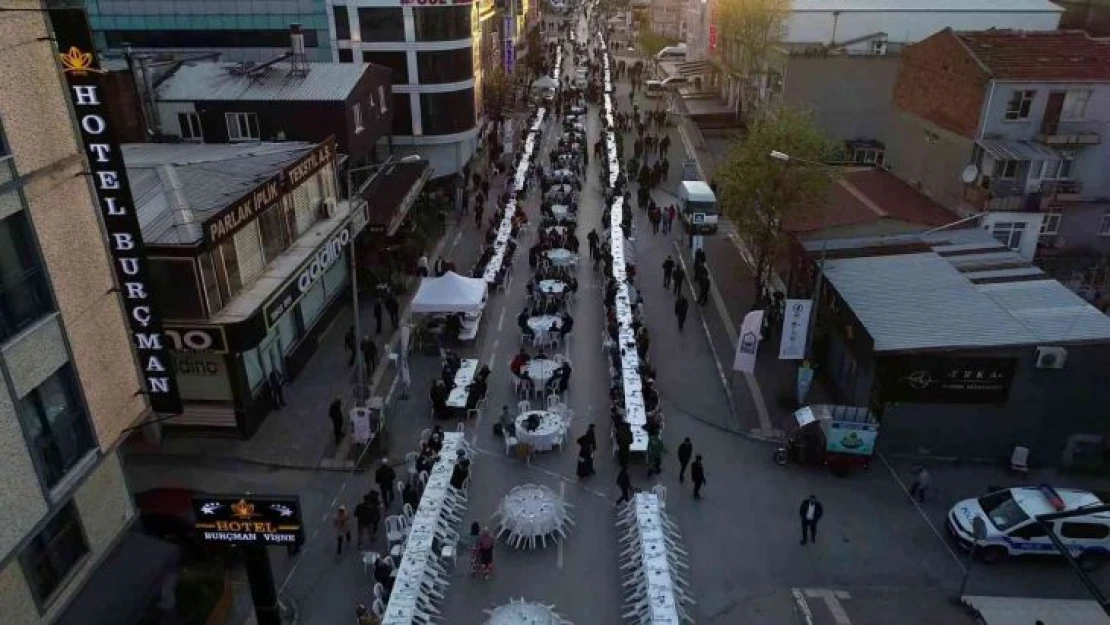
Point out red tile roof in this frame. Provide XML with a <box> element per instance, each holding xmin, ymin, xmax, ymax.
<box><xmin>785</xmin><ymin>168</ymin><xmax>959</xmax><ymax>234</ymax></box>
<box><xmin>953</xmin><ymin>29</ymin><xmax>1110</xmax><ymax>82</ymax></box>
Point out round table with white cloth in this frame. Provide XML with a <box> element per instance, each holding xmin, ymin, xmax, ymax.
<box><xmin>527</xmin><ymin>315</ymin><xmax>561</xmax><ymax>335</ymax></box>
<box><xmin>493</xmin><ymin>484</ymin><xmax>575</xmax><ymax>550</ymax></box>
<box><xmin>544</xmin><ymin>248</ymin><xmax>575</xmax><ymax>267</ymax></box>
<box><xmin>537</xmin><ymin>280</ymin><xmax>567</xmax><ymax>295</ymax></box>
<box><xmin>483</xmin><ymin>598</ymin><xmax>573</xmax><ymax>625</ymax></box>
<box><xmin>525</xmin><ymin>358</ymin><xmax>560</xmax><ymax>385</ymax></box>
<box><xmin>514</xmin><ymin>410</ymin><xmax>566</xmax><ymax>452</ymax></box>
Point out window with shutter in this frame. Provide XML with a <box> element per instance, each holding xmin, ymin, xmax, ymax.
<box><xmin>234</xmin><ymin>222</ymin><xmax>265</xmax><ymax>286</ymax></box>
<box><xmin>292</xmin><ymin>184</ymin><xmax>317</xmax><ymax>236</ymax></box>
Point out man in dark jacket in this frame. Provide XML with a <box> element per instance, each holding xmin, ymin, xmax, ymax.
<box><xmin>385</xmin><ymin>294</ymin><xmax>400</xmax><ymax>329</ymax></box>
<box><xmin>672</xmin><ymin>265</ymin><xmax>685</xmax><ymax>296</ymax></box>
<box><xmin>662</xmin><ymin>255</ymin><xmax>675</xmax><ymax>288</ymax></box>
<box><xmin>375</xmin><ymin>459</ymin><xmax>397</xmax><ymax>507</ymax></box>
<box><xmin>799</xmin><ymin>495</ymin><xmax>824</xmax><ymax>545</ymax></box>
<box><xmin>677</xmin><ymin>438</ymin><xmax>693</xmax><ymax>482</ymax></box>
<box><xmin>674</xmin><ymin>294</ymin><xmax>689</xmax><ymax>332</ymax></box>
<box><xmin>354</xmin><ymin>493</ymin><xmax>380</xmax><ymax>548</ymax></box>
<box><xmin>691</xmin><ymin>455</ymin><xmax>707</xmax><ymax>499</ymax></box>
<box><xmin>328</xmin><ymin>397</ymin><xmax>343</xmax><ymax>444</ymax></box>
<box><xmin>616</xmin><ymin>466</ymin><xmax>633</xmax><ymax>504</ymax></box>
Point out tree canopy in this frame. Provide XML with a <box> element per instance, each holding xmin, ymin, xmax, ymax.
<box><xmin>715</xmin><ymin>106</ymin><xmax>839</xmax><ymax>295</ymax></box>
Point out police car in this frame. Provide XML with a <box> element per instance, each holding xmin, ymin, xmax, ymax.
<box><xmin>946</xmin><ymin>485</ymin><xmax>1110</xmax><ymax>570</ymax></box>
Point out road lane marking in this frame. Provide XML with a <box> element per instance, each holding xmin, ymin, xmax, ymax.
<box><xmin>497</xmin><ymin>306</ymin><xmax>506</xmax><ymax>331</ymax></box>
<box><xmin>804</xmin><ymin>588</ymin><xmax>852</xmax><ymax>625</ymax></box>
<box><xmin>878</xmin><ymin>453</ymin><xmax>967</xmax><ymax>574</ymax></box>
<box><xmin>791</xmin><ymin>588</ymin><xmax>814</xmax><ymax>625</ymax></box>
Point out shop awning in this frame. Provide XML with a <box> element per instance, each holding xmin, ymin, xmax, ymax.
<box><xmin>359</xmin><ymin>160</ymin><xmax>432</xmax><ymax>236</ymax></box>
<box><xmin>977</xmin><ymin>139</ymin><xmax>1061</xmax><ymax>162</ymax></box>
<box><xmin>55</xmin><ymin>532</ymin><xmax>180</xmax><ymax>625</ymax></box>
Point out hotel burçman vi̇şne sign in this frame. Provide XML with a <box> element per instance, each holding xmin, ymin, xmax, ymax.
<box><xmin>192</xmin><ymin>495</ymin><xmax>304</xmax><ymax>546</ymax></box>
<box><xmin>50</xmin><ymin>9</ymin><xmax>182</xmax><ymax>414</ymax></box>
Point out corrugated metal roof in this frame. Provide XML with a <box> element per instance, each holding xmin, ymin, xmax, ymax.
<box><xmin>977</xmin><ymin>280</ymin><xmax>1110</xmax><ymax>343</ymax></box>
<box><xmin>124</xmin><ymin>142</ymin><xmax>315</xmax><ymax>245</ymax></box>
<box><xmin>823</xmin><ymin>253</ymin><xmax>1033</xmax><ymax>352</ymax></box>
<box><xmin>156</xmin><ymin>62</ymin><xmax>366</xmax><ymax>102</ymax></box>
<box><xmin>978</xmin><ymin>138</ymin><xmax>1061</xmax><ymax>162</ymax></box>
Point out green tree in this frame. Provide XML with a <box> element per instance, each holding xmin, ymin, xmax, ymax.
<box><xmin>715</xmin><ymin>106</ymin><xmax>839</xmax><ymax>297</ymax></box>
<box><xmin>483</xmin><ymin>65</ymin><xmax>512</xmax><ymax>120</ymax></box>
<box><xmin>717</xmin><ymin>0</ymin><xmax>789</xmax><ymax>115</ymax></box>
<box><xmin>638</xmin><ymin>31</ymin><xmax>678</xmax><ymax>58</ymax></box>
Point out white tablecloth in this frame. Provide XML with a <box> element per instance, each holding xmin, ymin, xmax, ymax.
<box><xmin>382</xmin><ymin>433</ymin><xmax>466</xmax><ymax>625</ymax></box>
<box><xmin>526</xmin><ymin>359</ymin><xmax>560</xmax><ymax>385</ymax></box>
<box><xmin>537</xmin><ymin>280</ymin><xmax>567</xmax><ymax>295</ymax></box>
<box><xmin>515</xmin><ymin>410</ymin><xmax>566</xmax><ymax>452</ymax></box>
<box><xmin>446</xmin><ymin>358</ymin><xmax>479</xmax><ymax>408</ymax></box>
<box><xmin>527</xmin><ymin>315</ymin><xmax>561</xmax><ymax>335</ymax></box>
<box><xmin>632</xmin><ymin>493</ymin><xmax>681</xmax><ymax>625</ymax></box>
<box><xmin>495</xmin><ymin>484</ymin><xmax>570</xmax><ymax>545</ymax></box>
<box><xmin>607</xmin><ymin>197</ymin><xmax>648</xmax><ymax>452</ymax></box>
<box><xmin>544</xmin><ymin>248</ymin><xmax>576</xmax><ymax>267</ymax></box>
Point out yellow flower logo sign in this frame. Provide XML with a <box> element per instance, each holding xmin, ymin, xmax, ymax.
<box><xmin>59</xmin><ymin>47</ymin><xmax>104</xmax><ymax>75</ymax></box>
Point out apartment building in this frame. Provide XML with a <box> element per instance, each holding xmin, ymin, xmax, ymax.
<box><xmin>649</xmin><ymin>0</ymin><xmax>687</xmax><ymax>40</ymax></box>
<box><xmin>0</xmin><ymin>6</ymin><xmax>177</xmax><ymax>624</ymax></box>
<box><xmin>888</xmin><ymin>28</ymin><xmax>1110</xmax><ymax>279</ymax></box>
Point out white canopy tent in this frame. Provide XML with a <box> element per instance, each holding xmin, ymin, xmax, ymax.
<box><xmin>532</xmin><ymin>75</ymin><xmax>558</xmax><ymax>91</ymax></box>
<box><xmin>410</xmin><ymin>272</ymin><xmax>488</xmax><ymax>314</ymax></box>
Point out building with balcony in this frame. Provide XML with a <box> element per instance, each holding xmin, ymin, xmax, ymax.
<box><xmin>888</xmin><ymin>28</ymin><xmax>1110</xmax><ymax>283</ymax></box>
<box><xmin>0</xmin><ymin>7</ymin><xmax>178</xmax><ymax>624</ymax></box>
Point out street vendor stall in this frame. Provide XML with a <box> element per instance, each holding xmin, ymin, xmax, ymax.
<box><xmin>773</xmin><ymin>405</ymin><xmax>879</xmax><ymax>476</ymax></box>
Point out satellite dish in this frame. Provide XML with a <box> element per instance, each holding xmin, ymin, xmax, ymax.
<box><xmin>960</xmin><ymin>164</ymin><xmax>980</xmax><ymax>184</ymax></box>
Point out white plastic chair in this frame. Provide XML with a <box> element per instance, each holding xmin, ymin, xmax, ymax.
<box><xmin>455</xmin><ymin>421</ymin><xmax>466</xmax><ymax>433</ymax></box>
<box><xmin>394</xmin><ymin>479</ymin><xmax>405</xmax><ymax>503</ymax></box>
<box><xmin>371</xmin><ymin>598</ymin><xmax>386</xmax><ymax>618</ymax></box>
<box><xmin>373</xmin><ymin>582</ymin><xmax>385</xmax><ymax>601</ymax></box>
<box><xmin>546</xmin><ymin>394</ymin><xmax>561</xmax><ymax>411</ymax></box>
<box><xmin>385</xmin><ymin>515</ymin><xmax>407</xmax><ymax>544</ymax></box>
<box><xmin>402</xmin><ymin>502</ymin><xmax>415</xmax><ymax>521</ymax></box>
<box><xmin>1011</xmin><ymin>446</ymin><xmax>1030</xmax><ymax>474</ymax></box>
<box><xmin>517</xmin><ymin>399</ymin><xmax>532</xmax><ymax>414</ymax></box>
<box><xmin>651</xmin><ymin>484</ymin><xmax>667</xmax><ymax>508</ymax></box>
<box><xmin>361</xmin><ymin>551</ymin><xmax>379</xmax><ymax>576</ymax></box>
<box><xmin>419</xmin><ymin>428</ymin><xmax>431</xmax><ymax>445</ymax></box>
<box><xmin>504</xmin><ymin>435</ymin><xmax>518</xmax><ymax>456</ymax></box>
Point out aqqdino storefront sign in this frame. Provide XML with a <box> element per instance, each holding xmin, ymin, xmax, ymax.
<box><xmin>263</xmin><ymin>225</ymin><xmax>351</xmax><ymax>327</ymax></box>
<box><xmin>51</xmin><ymin>8</ymin><xmax>181</xmax><ymax>414</ymax></box>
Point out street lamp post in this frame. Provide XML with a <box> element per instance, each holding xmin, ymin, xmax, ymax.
<box><xmin>345</xmin><ymin>155</ymin><xmax>422</xmax><ymax>405</ymax></box>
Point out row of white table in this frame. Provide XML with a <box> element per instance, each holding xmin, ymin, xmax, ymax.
<box><xmin>445</xmin><ymin>358</ymin><xmax>479</xmax><ymax>409</ymax></box>
<box><xmin>381</xmin><ymin>432</ymin><xmax>467</xmax><ymax>625</ymax></box>
<box><xmin>482</xmin><ymin>108</ymin><xmax>548</xmax><ymax>284</ymax></box>
<box><xmin>629</xmin><ymin>493</ymin><xmax>683</xmax><ymax>624</ymax></box>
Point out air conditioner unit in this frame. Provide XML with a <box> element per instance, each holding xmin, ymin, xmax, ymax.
<box><xmin>320</xmin><ymin>197</ymin><xmax>337</xmax><ymax>219</ymax></box>
<box><xmin>1034</xmin><ymin>346</ymin><xmax>1067</xmax><ymax>370</ymax></box>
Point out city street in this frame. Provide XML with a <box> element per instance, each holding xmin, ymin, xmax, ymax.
<box><xmin>119</xmin><ymin>11</ymin><xmax>1110</xmax><ymax>625</ymax></box>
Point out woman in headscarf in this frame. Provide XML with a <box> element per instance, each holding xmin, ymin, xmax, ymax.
<box><xmin>576</xmin><ymin>424</ymin><xmax>597</xmax><ymax>478</ymax></box>
<box><xmin>475</xmin><ymin>527</ymin><xmax>496</xmax><ymax>580</ymax></box>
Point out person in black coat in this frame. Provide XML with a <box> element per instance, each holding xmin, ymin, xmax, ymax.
<box><xmin>375</xmin><ymin>459</ymin><xmax>396</xmax><ymax>507</ymax></box>
<box><xmin>674</xmin><ymin>295</ymin><xmax>689</xmax><ymax>332</ymax></box>
<box><xmin>691</xmin><ymin>455</ymin><xmax>706</xmax><ymax>499</ymax></box>
<box><xmin>799</xmin><ymin>495</ymin><xmax>824</xmax><ymax>545</ymax></box>
<box><xmin>616</xmin><ymin>466</ymin><xmax>632</xmax><ymax>504</ymax></box>
<box><xmin>328</xmin><ymin>397</ymin><xmax>343</xmax><ymax>444</ymax></box>
<box><xmin>677</xmin><ymin>438</ymin><xmax>693</xmax><ymax>483</ymax></box>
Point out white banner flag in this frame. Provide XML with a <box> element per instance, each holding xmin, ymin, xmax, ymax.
<box><xmin>779</xmin><ymin>299</ymin><xmax>813</xmax><ymax>360</ymax></box>
<box><xmin>733</xmin><ymin>310</ymin><xmax>764</xmax><ymax>372</ymax></box>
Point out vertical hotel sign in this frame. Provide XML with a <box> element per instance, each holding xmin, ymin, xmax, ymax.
<box><xmin>49</xmin><ymin>9</ymin><xmax>182</xmax><ymax>414</ymax></box>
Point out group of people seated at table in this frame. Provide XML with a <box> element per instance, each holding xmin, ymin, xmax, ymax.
<box><xmin>516</xmin><ymin>305</ymin><xmax>574</xmax><ymax>339</ymax></box>
<box><xmin>509</xmin><ymin>348</ymin><xmax>573</xmax><ymax>395</ymax></box>
<box><xmin>536</xmin><ymin>222</ymin><xmax>580</xmax><ymax>254</ymax></box>
<box><xmin>429</xmin><ymin>355</ymin><xmax>491</xmax><ymax>419</ymax></box>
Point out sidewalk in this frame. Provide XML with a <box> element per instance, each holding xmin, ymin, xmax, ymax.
<box><xmin>125</xmin><ymin>216</ymin><xmax>471</xmax><ymax>471</ymax></box>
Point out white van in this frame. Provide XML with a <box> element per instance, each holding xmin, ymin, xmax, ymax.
<box><xmin>644</xmin><ymin>80</ymin><xmax>666</xmax><ymax>98</ymax></box>
<box><xmin>947</xmin><ymin>485</ymin><xmax>1110</xmax><ymax>570</ymax></box>
<box><xmin>678</xmin><ymin>181</ymin><xmax>719</xmax><ymax>234</ymax></box>
<box><xmin>655</xmin><ymin>44</ymin><xmax>687</xmax><ymax>62</ymax></box>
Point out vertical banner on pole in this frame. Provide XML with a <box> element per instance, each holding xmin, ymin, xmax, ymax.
<box><xmin>778</xmin><ymin>299</ymin><xmax>813</xmax><ymax>360</ymax></box>
<box><xmin>733</xmin><ymin>310</ymin><xmax>764</xmax><ymax>373</ymax></box>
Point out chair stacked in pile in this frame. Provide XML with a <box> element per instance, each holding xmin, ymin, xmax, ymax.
<box><xmin>616</xmin><ymin>493</ymin><xmax>695</xmax><ymax>624</ymax></box>
<box><xmin>380</xmin><ymin>432</ymin><xmax>471</xmax><ymax>625</ymax></box>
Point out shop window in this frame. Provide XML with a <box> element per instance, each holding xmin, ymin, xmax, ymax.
<box><xmin>392</xmin><ymin>92</ymin><xmax>414</xmax><ymax>136</ymax></box>
<box><xmin>20</xmin><ymin>365</ymin><xmax>95</xmax><ymax>489</ymax></box>
<box><xmin>148</xmin><ymin>258</ymin><xmax>205</xmax><ymax>319</ymax></box>
<box><xmin>417</xmin><ymin>49</ymin><xmax>474</xmax><ymax>84</ymax></box>
<box><xmin>215</xmin><ymin>238</ymin><xmax>242</xmax><ymax>301</ymax></box>
<box><xmin>21</xmin><ymin>502</ymin><xmax>88</xmax><ymax>605</ymax></box>
<box><xmin>242</xmin><ymin>347</ymin><xmax>265</xmax><ymax>392</ymax></box>
<box><xmin>233</xmin><ymin>222</ymin><xmax>264</xmax><ymax>286</ymax></box>
<box><xmin>198</xmin><ymin>252</ymin><xmax>223</xmax><ymax>315</ymax></box>
<box><xmin>333</xmin><ymin>5</ymin><xmax>350</xmax><ymax>40</ymax></box>
<box><xmin>177</xmin><ymin>112</ymin><xmax>203</xmax><ymax>141</ymax></box>
<box><xmin>419</xmin><ymin>89</ymin><xmax>476</xmax><ymax>136</ymax></box>
<box><xmin>323</xmin><ymin>250</ymin><xmax>348</xmax><ymax>299</ymax></box>
<box><xmin>225</xmin><ymin>112</ymin><xmax>260</xmax><ymax>141</ymax></box>
<box><xmin>364</xmin><ymin>51</ymin><xmax>409</xmax><ymax>84</ymax></box>
<box><xmin>292</xmin><ymin>183</ymin><xmax>318</xmax><ymax>237</ymax></box>
<box><xmin>413</xmin><ymin>6</ymin><xmax>472</xmax><ymax>41</ymax></box>
<box><xmin>358</xmin><ymin>8</ymin><xmax>405</xmax><ymax>42</ymax></box>
<box><xmin>0</xmin><ymin>209</ymin><xmax>54</xmax><ymax>342</ymax></box>
<box><xmin>300</xmin><ymin>281</ymin><xmax>326</xmax><ymax>328</ymax></box>
<box><xmin>277</xmin><ymin>309</ymin><xmax>300</xmax><ymax>355</ymax></box>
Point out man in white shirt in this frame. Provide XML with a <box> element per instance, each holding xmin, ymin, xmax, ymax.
<box><xmin>799</xmin><ymin>495</ymin><xmax>823</xmax><ymax>545</ymax></box>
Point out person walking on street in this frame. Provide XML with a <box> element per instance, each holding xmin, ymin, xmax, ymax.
<box><xmin>674</xmin><ymin>294</ymin><xmax>689</xmax><ymax>331</ymax></box>
<box><xmin>672</xmin><ymin>265</ymin><xmax>685</xmax><ymax>296</ymax></box>
<box><xmin>799</xmin><ymin>495</ymin><xmax>823</xmax><ymax>545</ymax></box>
<box><xmin>268</xmin><ymin>368</ymin><xmax>286</xmax><ymax>408</ymax></box>
<box><xmin>355</xmin><ymin>493</ymin><xmax>380</xmax><ymax>548</ymax></box>
<box><xmin>646</xmin><ymin>434</ymin><xmax>666</xmax><ymax>476</ymax></box>
<box><xmin>329</xmin><ymin>397</ymin><xmax>344</xmax><ymax>444</ymax></box>
<box><xmin>696</xmin><ymin>273</ymin><xmax>710</xmax><ymax>306</ymax></box>
<box><xmin>677</xmin><ymin>438</ymin><xmax>693</xmax><ymax>482</ymax></box>
<box><xmin>375</xmin><ymin>459</ymin><xmax>396</xmax><ymax>507</ymax></box>
<box><xmin>344</xmin><ymin>326</ymin><xmax>356</xmax><ymax>366</ymax></box>
<box><xmin>908</xmin><ymin>467</ymin><xmax>931</xmax><ymax>502</ymax></box>
<box><xmin>333</xmin><ymin>505</ymin><xmax>351</xmax><ymax>555</ymax></box>
<box><xmin>373</xmin><ymin>299</ymin><xmax>384</xmax><ymax>334</ymax></box>
<box><xmin>662</xmin><ymin>255</ymin><xmax>674</xmax><ymax>288</ymax></box>
<box><xmin>385</xmin><ymin>294</ymin><xmax>400</xmax><ymax>330</ymax></box>
<box><xmin>361</xmin><ymin>336</ymin><xmax>377</xmax><ymax>378</ymax></box>
<box><xmin>691</xmin><ymin>455</ymin><xmax>706</xmax><ymax>498</ymax></box>
<box><xmin>616</xmin><ymin>466</ymin><xmax>633</xmax><ymax>504</ymax></box>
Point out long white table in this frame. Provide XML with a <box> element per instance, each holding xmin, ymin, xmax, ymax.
<box><xmin>632</xmin><ymin>493</ymin><xmax>682</xmax><ymax>624</ymax></box>
<box><xmin>382</xmin><ymin>432</ymin><xmax>466</xmax><ymax>625</ymax></box>
<box><xmin>445</xmin><ymin>358</ymin><xmax>479</xmax><ymax>408</ymax></box>
<box><xmin>607</xmin><ymin>197</ymin><xmax>648</xmax><ymax>452</ymax></box>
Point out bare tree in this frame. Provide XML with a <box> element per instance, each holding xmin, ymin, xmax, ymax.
<box><xmin>716</xmin><ymin>0</ymin><xmax>789</xmax><ymax>115</ymax></box>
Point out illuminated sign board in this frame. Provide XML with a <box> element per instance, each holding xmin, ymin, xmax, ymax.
<box><xmin>192</xmin><ymin>495</ymin><xmax>304</xmax><ymax>545</ymax></box>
